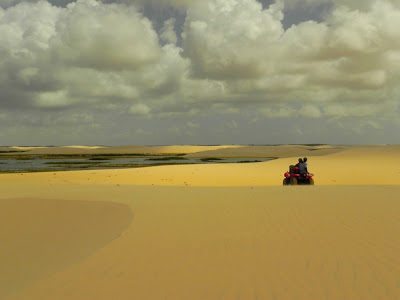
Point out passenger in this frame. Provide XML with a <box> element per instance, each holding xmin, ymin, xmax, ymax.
<box><xmin>295</xmin><ymin>158</ymin><xmax>303</xmax><ymax>174</ymax></box>
<box><xmin>303</xmin><ymin>157</ymin><xmax>308</xmax><ymax>174</ymax></box>
<box><xmin>297</xmin><ymin>158</ymin><xmax>307</xmax><ymax>175</ymax></box>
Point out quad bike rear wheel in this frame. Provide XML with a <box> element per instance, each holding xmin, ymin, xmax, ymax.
<box><xmin>283</xmin><ymin>178</ymin><xmax>290</xmax><ymax>185</ymax></box>
<box><xmin>309</xmin><ymin>178</ymin><xmax>314</xmax><ymax>185</ymax></box>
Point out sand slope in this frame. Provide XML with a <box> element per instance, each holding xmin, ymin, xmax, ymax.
<box><xmin>2</xmin><ymin>186</ymin><xmax>400</xmax><ymax>300</ymax></box>
<box><xmin>185</xmin><ymin>144</ymin><xmax>345</xmax><ymax>158</ymax></box>
<box><xmin>0</xmin><ymin>198</ymin><xmax>132</xmax><ymax>299</ymax></box>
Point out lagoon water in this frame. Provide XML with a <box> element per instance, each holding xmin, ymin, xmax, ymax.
<box><xmin>0</xmin><ymin>157</ymin><xmax>272</xmax><ymax>173</ymax></box>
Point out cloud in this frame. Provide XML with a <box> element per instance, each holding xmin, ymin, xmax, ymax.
<box><xmin>0</xmin><ymin>0</ymin><xmax>187</xmax><ymax>111</ymax></box>
<box><xmin>35</xmin><ymin>90</ymin><xmax>70</xmax><ymax>107</ymax></box>
<box><xmin>261</xmin><ymin>105</ymin><xmax>296</xmax><ymax>118</ymax></box>
<box><xmin>183</xmin><ymin>0</ymin><xmax>284</xmax><ymax>79</ymax></box>
<box><xmin>1</xmin><ymin>0</ymin><xmax>400</xmax><ymax>144</ymax></box>
<box><xmin>186</xmin><ymin>121</ymin><xmax>199</xmax><ymax>128</ymax></box>
<box><xmin>284</xmin><ymin>0</ymin><xmax>399</xmax><ymax>10</ymax></box>
<box><xmin>129</xmin><ymin>103</ymin><xmax>151</xmax><ymax>115</ymax></box>
<box><xmin>160</xmin><ymin>18</ymin><xmax>177</xmax><ymax>44</ymax></box>
<box><xmin>52</xmin><ymin>0</ymin><xmax>161</xmax><ymax>71</ymax></box>
<box><xmin>180</xmin><ymin>0</ymin><xmax>400</xmax><ymax>119</ymax></box>
<box><xmin>300</xmin><ymin>105</ymin><xmax>322</xmax><ymax>118</ymax></box>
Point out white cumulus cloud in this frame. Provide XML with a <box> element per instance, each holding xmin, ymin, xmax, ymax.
<box><xmin>1</xmin><ymin>0</ymin><xmax>400</xmax><ymax>144</ymax></box>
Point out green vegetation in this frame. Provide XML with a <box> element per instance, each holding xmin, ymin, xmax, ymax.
<box><xmin>14</xmin><ymin>156</ymin><xmax>33</xmax><ymax>160</ymax></box>
<box><xmin>0</xmin><ymin>155</ymin><xmax>274</xmax><ymax>174</ymax></box>
<box><xmin>0</xmin><ymin>169</ymin><xmax>56</xmax><ymax>173</ymax></box>
<box><xmin>0</xmin><ymin>163</ymin><xmax>191</xmax><ymax>173</ymax></box>
<box><xmin>145</xmin><ymin>156</ymin><xmax>187</xmax><ymax>161</ymax></box>
<box><xmin>0</xmin><ymin>153</ymin><xmax>187</xmax><ymax>160</ymax></box>
<box><xmin>44</xmin><ymin>161</ymin><xmax>105</xmax><ymax>165</ymax></box>
<box><xmin>200</xmin><ymin>158</ymin><xmax>223</xmax><ymax>162</ymax></box>
<box><xmin>88</xmin><ymin>157</ymin><xmax>112</xmax><ymax>161</ymax></box>
<box><xmin>0</xmin><ymin>151</ymin><xmax>26</xmax><ymax>154</ymax></box>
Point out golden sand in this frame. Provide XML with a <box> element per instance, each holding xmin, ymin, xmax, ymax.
<box><xmin>9</xmin><ymin>146</ymin><xmax>48</xmax><ymax>150</ymax></box>
<box><xmin>1</xmin><ymin>145</ymin><xmax>400</xmax><ymax>299</ymax></box>
<box><xmin>61</xmin><ymin>145</ymin><xmax>106</xmax><ymax>149</ymax></box>
<box><xmin>0</xmin><ymin>198</ymin><xmax>132</xmax><ymax>299</ymax></box>
<box><xmin>1</xmin><ymin>186</ymin><xmax>400</xmax><ymax>300</ymax></box>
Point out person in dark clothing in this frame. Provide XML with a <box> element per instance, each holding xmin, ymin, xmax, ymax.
<box><xmin>295</xmin><ymin>158</ymin><xmax>303</xmax><ymax>167</ymax></box>
<box><xmin>298</xmin><ymin>159</ymin><xmax>307</xmax><ymax>175</ymax></box>
<box><xmin>303</xmin><ymin>157</ymin><xmax>308</xmax><ymax>174</ymax></box>
<box><xmin>295</xmin><ymin>158</ymin><xmax>303</xmax><ymax>174</ymax></box>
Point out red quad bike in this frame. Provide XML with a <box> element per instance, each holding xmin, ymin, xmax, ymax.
<box><xmin>283</xmin><ymin>165</ymin><xmax>314</xmax><ymax>185</ymax></box>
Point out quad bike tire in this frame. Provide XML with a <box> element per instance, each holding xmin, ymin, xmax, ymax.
<box><xmin>309</xmin><ymin>178</ymin><xmax>314</xmax><ymax>185</ymax></box>
<box><xmin>290</xmin><ymin>177</ymin><xmax>298</xmax><ymax>185</ymax></box>
<box><xmin>283</xmin><ymin>178</ymin><xmax>290</xmax><ymax>185</ymax></box>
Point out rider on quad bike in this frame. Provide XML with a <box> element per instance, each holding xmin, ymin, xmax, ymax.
<box><xmin>283</xmin><ymin>158</ymin><xmax>314</xmax><ymax>185</ymax></box>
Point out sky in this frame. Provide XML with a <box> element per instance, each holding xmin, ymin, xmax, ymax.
<box><xmin>0</xmin><ymin>0</ymin><xmax>399</xmax><ymax>145</ymax></box>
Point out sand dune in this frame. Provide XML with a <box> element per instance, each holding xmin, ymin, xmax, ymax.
<box><xmin>9</xmin><ymin>146</ymin><xmax>48</xmax><ymax>151</ymax></box>
<box><xmin>0</xmin><ymin>198</ymin><xmax>132</xmax><ymax>299</ymax></box>
<box><xmin>1</xmin><ymin>186</ymin><xmax>400</xmax><ymax>300</ymax></box>
<box><xmin>61</xmin><ymin>146</ymin><xmax>106</xmax><ymax>149</ymax></box>
<box><xmin>185</xmin><ymin>144</ymin><xmax>345</xmax><ymax>158</ymax></box>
